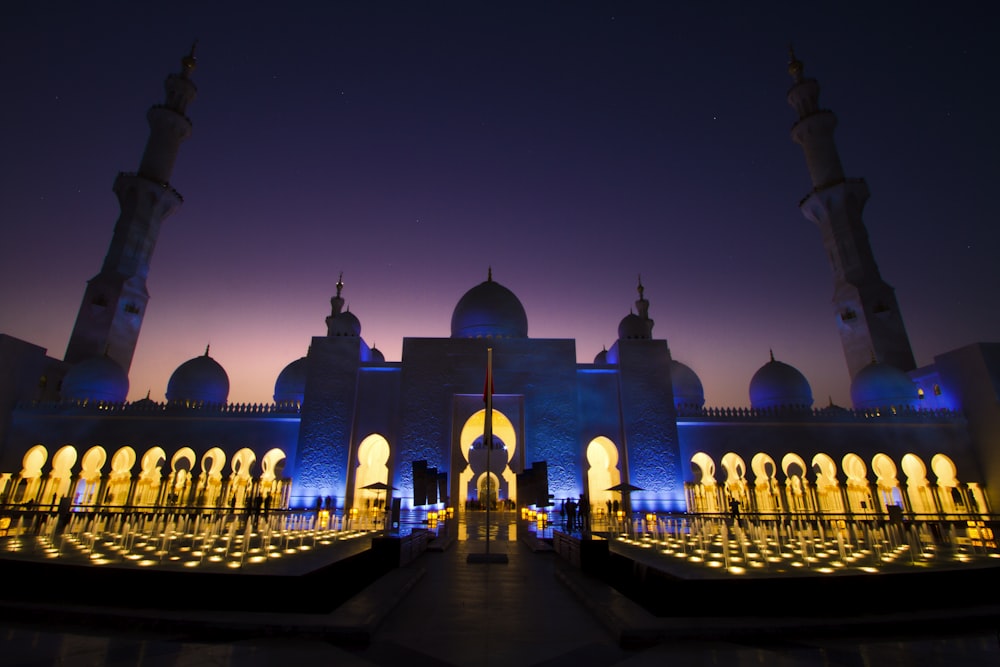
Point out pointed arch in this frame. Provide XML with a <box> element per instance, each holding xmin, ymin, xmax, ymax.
<box><xmin>353</xmin><ymin>434</ymin><xmax>390</xmax><ymax>521</ymax></box>
<box><xmin>811</xmin><ymin>452</ymin><xmax>842</xmax><ymax>513</ymax></box>
<box><xmin>106</xmin><ymin>446</ymin><xmax>137</xmax><ymax>506</ymax></box>
<box><xmin>751</xmin><ymin>452</ymin><xmax>781</xmax><ymax>513</ymax></box>
<box><xmin>586</xmin><ymin>436</ymin><xmax>621</xmax><ymax>511</ymax></box>
<box><xmin>841</xmin><ymin>453</ymin><xmax>871</xmax><ymax>513</ymax></box>
<box><xmin>781</xmin><ymin>453</ymin><xmax>810</xmax><ymax>513</ymax></box>
<box><xmin>901</xmin><ymin>453</ymin><xmax>934</xmax><ymax>516</ymax></box>
<box><xmin>688</xmin><ymin>452</ymin><xmax>719</xmax><ymax>513</ymax></box>
<box><xmin>458</xmin><ymin>409</ymin><xmax>517</xmax><ymax>508</ymax></box>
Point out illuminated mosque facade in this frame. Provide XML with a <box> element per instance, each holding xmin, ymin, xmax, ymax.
<box><xmin>1</xmin><ymin>48</ymin><xmax>998</xmax><ymax>521</ymax></box>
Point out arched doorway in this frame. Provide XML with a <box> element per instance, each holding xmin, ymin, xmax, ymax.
<box><xmin>842</xmin><ymin>452</ymin><xmax>872</xmax><ymax>514</ymax></box>
<box><xmin>14</xmin><ymin>445</ymin><xmax>48</xmax><ymax>504</ymax></box>
<box><xmin>135</xmin><ymin>447</ymin><xmax>166</xmax><ymax>507</ymax></box>
<box><xmin>353</xmin><ymin>434</ymin><xmax>390</xmax><ymax>525</ymax></box>
<box><xmin>781</xmin><ymin>453</ymin><xmax>811</xmax><ymax>513</ymax></box>
<box><xmin>43</xmin><ymin>445</ymin><xmax>78</xmax><ymax>507</ymax></box>
<box><xmin>168</xmin><ymin>447</ymin><xmax>196</xmax><ymax>506</ymax></box>
<box><xmin>871</xmin><ymin>453</ymin><xmax>904</xmax><ymax>511</ymax></box>
<box><xmin>197</xmin><ymin>447</ymin><xmax>226</xmax><ymax>507</ymax></box>
<box><xmin>458</xmin><ymin>409</ymin><xmax>517</xmax><ymax>509</ymax></box>
<box><xmin>688</xmin><ymin>451</ymin><xmax>719</xmax><ymax>513</ymax></box>
<box><xmin>721</xmin><ymin>452</ymin><xmax>750</xmax><ymax>513</ymax></box>
<box><xmin>259</xmin><ymin>448</ymin><xmax>288</xmax><ymax>509</ymax></box>
<box><xmin>586</xmin><ymin>436</ymin><xmax>620</xmax><ymax>519</ymax></box>
<box><xmin>751</xmin><ymin>452</ymin><xmax>781</xmax><ymax>513</ymax></box>
<box><xmin>229</xmin><ymin>448</ymin><xmax>257</xmax><ymax>509</ymax></box>
<box><xmin>74</xmin><ymin>446</ymin><xmax>107</xmax><ymax>508</ymax></box>
<box><xmin>107</xmin><ymin>446</ymin><xmax>136</xmax><ymax>506</ymax></box>
<box><xmin>811</xmin><ymin>452</ymin><xmax>842</xmax><ymax>513</ymax></box>
<box><xmin>901</xmin><ymin>453</ymin><xmax>934</xmax><ymax>516</ymax></box>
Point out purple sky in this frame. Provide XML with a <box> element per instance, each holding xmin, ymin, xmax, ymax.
<box><xmin>1</xmin><ymin>2</ymin><xmax>997</xmax><ymax>408</ymax></box>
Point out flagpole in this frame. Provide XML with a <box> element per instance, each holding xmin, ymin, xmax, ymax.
<box><xmin>467</xmin><ymin>346</ymin><xmax>506</xmax><ymax>564</ymax></box>
<box><xmin>485</xmin><ymin>346</ymin><xmax>493</xmax><ymax>560</ymax></box>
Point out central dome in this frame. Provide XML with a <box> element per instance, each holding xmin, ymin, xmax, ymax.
<box><xmin>451</xmin><ymin>273</ymin><xmax>528</xmax><ymax>339</ymax></box>
<box><xmin>749</xmin><ymin>353</ymin><xmax>813</xmax><ymax>411</ymax></box>
<box><xmin>166</xmin><ymin>347</ymin><xmax>230</xmax><ymax>406</ymax></box>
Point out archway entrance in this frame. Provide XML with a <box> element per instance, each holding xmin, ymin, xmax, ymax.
<box><xmin>353</xmin><ymin>434</ymin><xmax>390</xmax><ymax>526</ymax></box>
<box><xmin>458</xmin><ymin>409</ymin><xmax>517</xmax><ymax>509</ymax></box>
<box><xmin>586</xmin><ymin>437</ymin><xmax>620</xmax><ymax>519</ymax></box>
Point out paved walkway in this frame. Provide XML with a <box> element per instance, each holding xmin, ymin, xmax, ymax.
<box><xmin>2</xmin><ymin>512</ymin><xmax>1000</xmax><ymax>666</ymax></box>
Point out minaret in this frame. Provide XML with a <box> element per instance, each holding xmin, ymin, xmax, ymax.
<box><xmin>787</xmin><ymin>48</ymin><xmax>915</xmax><ymax>379</ymax></box>
<box><xmin>64</xmin><ymin>45</ymin><xmax>198</xmax><ymax>370</ymax></box>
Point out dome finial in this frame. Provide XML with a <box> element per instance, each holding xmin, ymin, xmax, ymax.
<box><xmin>787</xmin><ymin>43</ymin><xmax>804</xmax><ymax>83</ymax></box>
<box><xmin>636</xmin><ymin>274</ymin><xmax>644</xmax><ymax>300</ymax></box>
<box><xmin>487</xmin><ymin>266</ymin><xmax>493</xmax><ymax>282</ymax></box>
<box><xmin>769</xmin><ymin>348</ymin><xmax>775</xmax><ymax>362</ymax></box>
<box><xmin>204</xmin><ymin>344</ymin><xmax>210</xmax><ymax>357</ymax></box>
<box><xmin>336</xmin><ymin>272</ymin><xmax>344</xmax><ymax>298</ymax></box>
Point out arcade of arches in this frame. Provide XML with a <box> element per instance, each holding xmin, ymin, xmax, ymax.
<box><xmin>0</xmin><ymin>444</ymin><xmax>290</xmax><ymax>511</ymax></box>
<box><xmin>687</xmin><ymin>450</ymin><xmax>990</xmax><ymax>519</ymax></box>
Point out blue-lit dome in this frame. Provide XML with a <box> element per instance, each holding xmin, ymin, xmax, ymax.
<box><xmin>274</xmin><ymin>356</ymin><xmax>307</xmax><ymax>405</ymax></box>
<box><xmin>594</xmin><ymin>348</ymin><xmax>609</xmax><ymax>365</ymax></box>
<box><xmin>670</xmin><ymin>360</ymin><xmax>705</xmax><ymax>410</ymax></box>
<box><xmin>618</xmin><ymin>312</ymin><xmax>652</xmax><ymax>340</ymax></box>
<box><xmin>749</xmin><ymin>354</ymin><xmax>813</xmax><ymax>411</ymax></box>
<box><xmin>166</xmin><ymin>348</ymin><xmax>230</xmax><ymax>406</ymax></box>
<box><xmin>62</xmin><ymin>355</ymin><xmax>129</xmax><ymax>404</ymax></box>
<box><xmin>451</xmin><ymin>273</ymin><xmax>528</xmax><ymax>339</ymax></box>
<box><xmin>368</xmin><ymin>346</ymin><xmax>385</xmax><ymax>363</ymax></box>
<box><xmin>850</xmin><ymin>361</ymin><xmax>919</xmax><ymax>411</ymax></box>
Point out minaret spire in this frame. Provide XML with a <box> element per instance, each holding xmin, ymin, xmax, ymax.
<box><xmin>329</xmin><ymin>272</ymin><xmax>345</xmax><ymax>316</ymax></box>
<box><xmin>787</xmin><ymin>51</ymin><xmax>915</xmax><ymax>379</ymax></box>
<box><xmin>634</xmin><ymin>274</ymin><xmax>650</xmax><ymax>321</ymax></box>
<box><xmin>64</xmin><ymin>48</ymin><xmax>198</xmax><ymax>371</ymax></box>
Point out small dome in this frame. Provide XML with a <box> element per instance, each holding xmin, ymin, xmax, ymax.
<box><xmin>369</xmin><ymin>346</ymin><xmax>385</xmax><ymax>363</ymax></box>
<box><xmin>62</xmin><ymin>355</ymin><xmax>129</xmax><ymax>404</ymax></box>
<box><xmin>670</xmin><ymin>360</ymin><xmax>705</xmax><ymax>410</ymax></box>
<box><xmin>850</xmin><ymin>361</ymin><xmax>919</xmax><ymax>411</ymax></box>
<box><xmin>166</xmin><ymin>349</ymin><xmax>229</xmax><ymax>406</ymax></box>
<box><xmin>327</xmin><ymin>310</ymin><xmax>361</xmax><ymax>337</ymax></box>
<box><xmin>593</xmin><ymin>348</ymin><xmax>609</xmax><ymax>365</ymax></box>
<box><xmin>451</xmin><ymin>274</ymin><xmax>528</xmax><ymax>339</ymax></box>
<box><xmin>274</xmin><ymin>357</ymin><xmax>307</xmax><ymax>405</ymax></box>
<box><xmin>618</xmin><ymin>312</ymin><xmax>652</xmax><ymax>340</ymax></box>
<box><xmin>749</xmin><ymin>354</ymin><xmax>813</xmax><ymax>411</ymax></box>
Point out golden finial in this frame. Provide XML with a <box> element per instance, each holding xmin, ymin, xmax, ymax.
<box><xmin>787</xmin><ymin>43</ymin><xmax>804</xmax><ymax>82</ymax></box>
<box><xmin>181</xmin><ymin>39</ymin><xmax>198</xmax><ymax>76</ymax></box>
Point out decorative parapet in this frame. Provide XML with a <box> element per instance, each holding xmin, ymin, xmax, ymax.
<box><xmin>676</xmin><ymin>404</ymin><xmax>962</xmax><ymax>424</ymax></box>
<box><xmin>14</xmin><ymin>400</ymin><xmax>302</xmax><ymax>417</ymax></box>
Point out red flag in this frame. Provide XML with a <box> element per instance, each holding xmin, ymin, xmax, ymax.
<box><xmin>483</xmin><ymin>348</ymin><xmax>494</xmax><ymax>403</ymax></box>
<box><xmin>483</xmin><ymin>365</ymin><xmax>493</xmax><ymax>403</ymax></box>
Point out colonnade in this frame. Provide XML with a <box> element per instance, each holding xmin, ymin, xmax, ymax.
<box><xmin>0</xmin><ymin>443</ymin><xmax>291</xmax><ymax>512</ymax></box>
<box><xmin>686</xmin><ymin>450</ymin><xmax>990</xmax><ymax>519</ymax></box>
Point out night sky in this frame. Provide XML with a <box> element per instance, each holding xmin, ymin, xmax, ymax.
<box><xmin>1</xmin><ymin>2</ymin><xmax>996</xmax><ymax>408</ymax></box>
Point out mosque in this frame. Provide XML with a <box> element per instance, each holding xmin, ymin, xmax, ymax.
<box><xmin>0</xmin><ymin>47</ymin><xmax>998</xmax><ymax>524</ymax></box>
